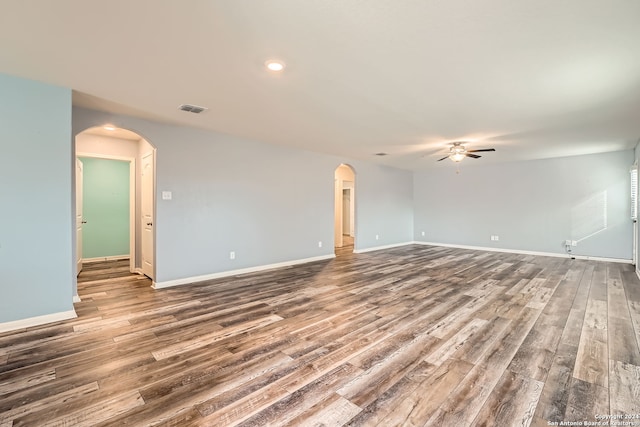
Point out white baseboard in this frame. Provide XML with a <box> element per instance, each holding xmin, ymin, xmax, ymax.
<box><xmin>83</xmin><ymin>255</ymin><xmax>130</xmax><ymax>263</ymax></box>
<box><xmin>414</xmin><ymin>241</ymin><xmax>633</xmax><ymax>264</ymax></box>
<box><xmin>353</xmin><ymin>241</ymin><xmax>414</xmax><ymax>254</ymax></box>
<box><xmin>151</xmin><ymin>241</ymin><xmax>633</xmax><ymax>290</ymax></box>
<box><xmin>73</xmin><ymin>295</ymin><xmax>81</xmax><ymax>303</ymax></box>
<box><xmin>0</xmin><ymin>310</ymin><xmax>77</xmax><ymax>333</ymax></box>
<box><xmin>568</xmin><ymin>255</ymin><xmax>632</xmax><ymax>263</ymax></box>
<box><xmin>152</xmin><ymin>254</ymin><xmax>336</xmax><ymax>289</ymax></box>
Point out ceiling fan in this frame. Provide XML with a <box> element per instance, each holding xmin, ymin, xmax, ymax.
<box><xmin>437</xmin><ymin>142</ymin><xmax>496</xmax><ymax>162</ymax></box>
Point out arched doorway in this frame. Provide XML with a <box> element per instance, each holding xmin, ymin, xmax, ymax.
<box><xmin>334</xmin><ymin>164</ymin><xmax>356</xmax><ymax>253</ymax></box>
<box><xmin>74</xmin><ymin>125</ymin><xmax>156</xmax><ymax>287</ymax></box>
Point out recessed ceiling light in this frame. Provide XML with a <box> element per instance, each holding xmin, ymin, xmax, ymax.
<box><xmin>374</xmin><ymin>152</ymin><xmax>388</xmax><ymax>156</ymax></box>
<box><xmin>103</xmin><ymin>125</ymin><xmax>116</xmax><ymax>131</ymax></box>
<box><xmin>265</xmin><ymin>60</ymin><xmax>285</xmax><ymax>72</ymax></box>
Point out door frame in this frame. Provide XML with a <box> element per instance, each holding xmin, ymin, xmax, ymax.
<box><xmin>633</xmin><ymin>161</ymin><xmax>638</xmax><ymax>270</ymax></box>
<box><xmin>342</xmin><ymin>182</ymin><xmax>355</xmax><ymax>237</ymax></box>
<box><xmin>76</xmin><ymin>152</ymin><xmax>136</xmax><ymax>273</ymax></box>
<box><xmin>76</xmin><ymin>158</ymin><xmax>84</xmax><ymax>276</ymax></box>
<box><xmin>334</xmin><ymin>164</ymin><xmax>356</xmax><ymax>251</ymax></box>
<box><xmin>140</xmin><ymin>149</ymin><xmax>155</xmax><ymax>280</ymax></box>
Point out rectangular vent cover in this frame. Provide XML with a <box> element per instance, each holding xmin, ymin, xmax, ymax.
<box><xmin>178</xmin><ymin>104</ymin><xmax>208</xmax><ymax>114</ymax></box>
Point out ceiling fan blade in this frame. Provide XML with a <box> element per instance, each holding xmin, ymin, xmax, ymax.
<box><xmin>467</xmin><ymin>148</ymin><xmax>496</xmax><ymax>153</ymax></box>
<box><xmin>466</xmin><ymin>153</ymin><xmax>481</xmax><ymax>159</ymax></box>
<box><xmin>437</xmin><ymin>156</ymin><xmax>450</xmax><ymax>161</ymax></box>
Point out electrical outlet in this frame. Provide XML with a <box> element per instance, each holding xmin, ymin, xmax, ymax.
<box><xmin>494</xmin><ymin>235</ymin><xmax>499</xmax><ymax>241</ymax></box>
<box><xmin>375</xmin><ymin>234</ymin><xmax>379</xmax><ymax>240</ymax></box>
<box><xmin>571</xmin><ymin>240</ymin><xmax>578</xmax><ymax>247</ymax></box>
<box><xmin>229</xmin><ymin>251</ymin><xmax>235</xmax><ymax>260</ymax></box>
<box><xmin>318</xmin><ymin>241</ymin><xmax>322</xmax><ymax>248</ymax></box>
<box><xmin>421</xmin><ymin>231</ymin><xmax>425</xmax><ymax>237</ymax></box>
<box><xmin>565</xmin><ymin>240</ymin><xmax>572</xmax><ymax>246</ymax></box>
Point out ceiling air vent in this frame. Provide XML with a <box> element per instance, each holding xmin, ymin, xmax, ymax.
<box><xmin>178</xmin><ymin>104</ymin><xmax>208</xmax><ymax>114</ymax></box>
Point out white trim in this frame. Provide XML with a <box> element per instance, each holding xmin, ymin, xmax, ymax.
<box><xmin>140</xmin><ymin>149</ymin><xmax>157</xmax><ymax>281</ymax></box>
<box><xmin>353</xmin><ymin>241</ymin><xmax>415</xmax><ymax>254</ymax></box>
<box><xmin>151</xmin><ymin>241</ymin><xmax>634</xmax><ymax>290</ymax></box>
<box><xmin>83</xmin><ymin>255</ymin><xmax>130</xmax><ymax>263</ymax></box>
<box><xmin>129</xmin><ymin>157</ymin><xmax>135</xmax><ymax>273</ymax></box>
<box><xmin>632</xmin><ymin>163</ymin><xmax>638</xmax><ymax>268</ymax></box>
<box><xmin>414</xmin><ymin>241</ymin><xmax>633</xmax><ymax>264</ymax></box>
<box><xmin>636</xmin><ymin>268</ymin><xmax>640</xmax><ymax>281</ymax></box>
<box><xmin>0</xmin><ymin>310</ymin><xmax>77</xmax><ymax>333</ymax></box>
<box><xmin>152</xmin><ymin>254</ymin><xmax>336</xmax><ymax>289</ymax></box>
<box><xmin>76</xmin><ymin>151</ymin><xmax>134</xmax><ymax>162</ymax></box>
<box><xmin>73</xmin><ymin>295</ymin><xmax>81</xmax><ymax>303</ymax></box>
<box><xmin>76</xmin><ymin>152</ymin><xmax>136</xmax><ymax>274</ymax></box>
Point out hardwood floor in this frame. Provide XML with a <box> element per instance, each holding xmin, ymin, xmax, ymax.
<box><xmin>1</xmin><ymin>245</ymin><xmax>639</xmax><ymax>426</ymax></box>
<box><xmin>335</xmin><ymin>235</ymin><xmax>354</xmax><ymax>257</ymax></box>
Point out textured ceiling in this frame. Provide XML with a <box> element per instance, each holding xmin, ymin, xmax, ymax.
<box><xmin>1</xmin><ymin>0</ymin><xmax>639</xmax><ymax>169</ymax></box>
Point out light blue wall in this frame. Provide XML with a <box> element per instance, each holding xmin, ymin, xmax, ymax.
<box><xmin>350</xmin><ymin>161</ymin><xmax>414</xmax><ymax>249</ymax></box>
<box><xmin>72</xmin><ymin>107</ymin><xmax>414</xmax><ymax>283</ymax></box>
<box><xmin>0</xmin><ymin>73</ymin><xmax>73</xmax><ymax>323</ymax></box>
<box><xmin>414</xmin><ymin>150</ymin><xmax>634</xmax><ymax>260</ymax></box>
<box><xmin>0</xmin><ymin>72</ymin><xmax>635</xmax><ymax>328</ymax></box>
<box><xmin>80</xmin><ymin>157</ymin><xmax>130</xmax><ymax>258</ymax></box>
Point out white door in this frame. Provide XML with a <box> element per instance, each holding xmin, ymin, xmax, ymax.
<box><xmin>76</xmin><ymin>158</ymin><xmax>84</xmax><ymax>275</ymax></box>
<box><xmin>141</xmin><ymin>151</ymin><xmax>155</xmax><ymax>279</ymax></box>
<box><xmin>342</xmin><ymin>189</ymin><xmax>351</xmax><ymax>235</ymax></box>
<box><xmin>334</xmin><ymin>178</ymin><xmax>343</xmax><ymax>248</ymax></box>
<box><xmin>349</xmin><ymin>187</ymin><xmax>355</xmax><ymax>238</ymax></box>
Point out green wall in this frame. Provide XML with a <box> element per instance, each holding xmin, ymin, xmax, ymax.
<box><xmin>80</xmin><ymin>157</ymin><xmax>130</xmax><ymax>258</ymax></box>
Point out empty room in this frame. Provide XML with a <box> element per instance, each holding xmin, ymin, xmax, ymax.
<box><xmin>1</xmin><ymin>1</ymin><xmax>640</xmax><ymax>426</ymax></box>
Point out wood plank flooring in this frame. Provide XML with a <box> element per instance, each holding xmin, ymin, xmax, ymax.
<box><xmin>1</xmin><ymin>245</ymin><xmax>640</xmax><ymax>426</ymax></box>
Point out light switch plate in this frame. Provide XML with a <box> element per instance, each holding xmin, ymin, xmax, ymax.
<box><xmin>162</xmin><ymin>191</ymin><xmax>172</xmax><ymax>200</ymax></box>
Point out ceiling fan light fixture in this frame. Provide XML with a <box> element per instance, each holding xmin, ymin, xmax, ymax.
<box><xmin>435</xmin><ymin>141</ymin><xmax>495</xmax><ymax>163</ymax></box>
<box><xmin>450</xmin><ymin>152</ymin><xmax>466</xmax><ymax>162</ymax></box>
<box><xmin>449</xmin><ymin>142</ymin><xmax>466</xmax><ymax>162</ymax></box>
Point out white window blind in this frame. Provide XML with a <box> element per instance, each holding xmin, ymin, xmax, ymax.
<box><xmin>631</xmin><ymin>165</ymin><xmax>638</xmax><ymax>220</ymax></box>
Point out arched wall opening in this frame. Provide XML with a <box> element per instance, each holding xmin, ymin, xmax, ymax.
<box><xmin>334</xmin><ymin>164</ymin><xmax>356</xmax><ymax>252</ymax></box>
<box><xmin>73</xmin><ymin>125</ymin><xmax>156</xmax><ymax>298</ymax></box>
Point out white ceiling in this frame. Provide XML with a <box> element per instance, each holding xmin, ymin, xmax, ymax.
<box><xmin>1</xmin><ymin>1</ymin><xmax>639</xmax><ymax>170</ymax></box>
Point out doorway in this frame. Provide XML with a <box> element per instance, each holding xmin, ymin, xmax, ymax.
<box><xmin>76</xmin><ymin>155</ymin><xmax>133</xmax><ymax>274</ymax></box>
<box><xmin>334</xmin><ymin>164</ymin><xmax>356</xmax><ymax>253</ymax></box>
<box><xmin>74</xmin><ymin>126</ymin><xmax>156</xmax><ymax>282</ymax></box>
